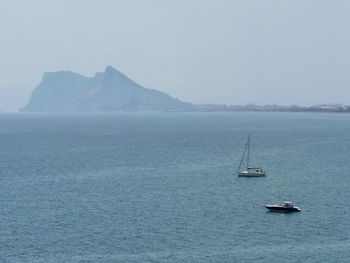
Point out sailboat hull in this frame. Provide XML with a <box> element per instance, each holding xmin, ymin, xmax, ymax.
<box><xmin>238</xmin><ymin>172</ymin><xmax>266</xmax><ymax>177</ymax></box>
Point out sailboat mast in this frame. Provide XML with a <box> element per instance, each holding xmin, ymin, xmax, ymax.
<box><xmin>247</xmin><ymin>133</ymin><xmax>251</xmax><ymax>170</ymax></box>
<box><xmin>238</xmin><ymin>135</ymin><xmax>249</xmax><ymax>173</ymax></box>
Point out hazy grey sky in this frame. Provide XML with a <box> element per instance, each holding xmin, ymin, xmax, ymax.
<box><xmin>1</xmin><ymin>0</ymin><xmax>350</xmax><ymax>111</ymax></box>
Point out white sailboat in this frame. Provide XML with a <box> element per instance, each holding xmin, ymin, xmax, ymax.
<box><xmin>237</xmin><ymin>133</ymin><xmax>266</xmax><ymax>177</ymax></box>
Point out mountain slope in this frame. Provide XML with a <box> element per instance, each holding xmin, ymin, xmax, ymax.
<box><xmin>21</xmin><ymin>66</ymin><xmax>192</xmax><ymax>112</ymax></box>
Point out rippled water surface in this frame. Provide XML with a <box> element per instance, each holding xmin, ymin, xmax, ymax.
<box><xmin>1</xmin><ymin>112</ymin><xmax>350</xmax><ymax>262</ymax></box>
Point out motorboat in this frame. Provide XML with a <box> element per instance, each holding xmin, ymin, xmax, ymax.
<box><xmin>264</xmin><ymin>201</ymin><xmax>301</xmax><ymax>212</ymax></box>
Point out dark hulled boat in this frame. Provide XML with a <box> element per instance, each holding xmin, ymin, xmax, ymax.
<box><xmin>265</xmin><ymin>201</ymin><xmax>301</xmax><ymax>212</ymax></box>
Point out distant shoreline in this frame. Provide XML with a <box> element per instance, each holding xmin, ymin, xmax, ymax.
<box><xmin>3</xmin><ymin>109</ymin><xmax>350</xmax><ymax>114</ymax></box>
<box><xmin>3</xmin><ymin>103</ymin><xmax>350</xmax><ymax>114</ymax></box>
<box><xmin>183</xmin><ymin>103</ymin><xmax>350</xmax><ymax>114</ymax></box>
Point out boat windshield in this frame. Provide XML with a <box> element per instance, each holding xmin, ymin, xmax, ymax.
<box><xmin>281</xmin><ymin>202</ymin><xmax>293</xmax><ymax>207</ymax></box>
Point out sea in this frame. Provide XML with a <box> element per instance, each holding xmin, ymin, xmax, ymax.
<box><xmin>1</xmin><ymin>112</ymin><xmax>350</xmax><ymax>262</ymax></box>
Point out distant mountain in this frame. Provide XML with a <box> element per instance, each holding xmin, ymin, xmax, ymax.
<box><xmin>21</xmin><ymin>66</ymin><xmax>192</xmax><ymax>112</ymax></box>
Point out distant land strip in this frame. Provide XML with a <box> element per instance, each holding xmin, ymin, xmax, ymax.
<box><xmin>184</xmin><ymin>103</ymin><xmax>350</xmax><ymax>113</ymax></box>
<box><xmin>17</xmin><ymin>66</ymin><xmax>350</xmax><ymax>114</ymax></box>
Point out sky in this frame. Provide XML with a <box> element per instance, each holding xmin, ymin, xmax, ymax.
<box><xmin>1</xmin><ymin>0</ymin><xmax>350</xmax><ymax>111</ymax></box>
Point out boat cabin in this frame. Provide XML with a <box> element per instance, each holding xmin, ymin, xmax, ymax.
<box><xmin>281</xmin><ymin>201</ymin><xmax>294</xmax><ymax>207</ymax></box>
<box><xmin>247</xmin><ymin>167</ymin><xmax>264</xmax><ymax>173</ymax></box>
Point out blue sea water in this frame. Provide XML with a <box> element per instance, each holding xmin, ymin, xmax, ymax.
<box><xmin>1</xmin><ymin>112</ymin><xmax>350</xmax><ymax>262</ymax></box>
